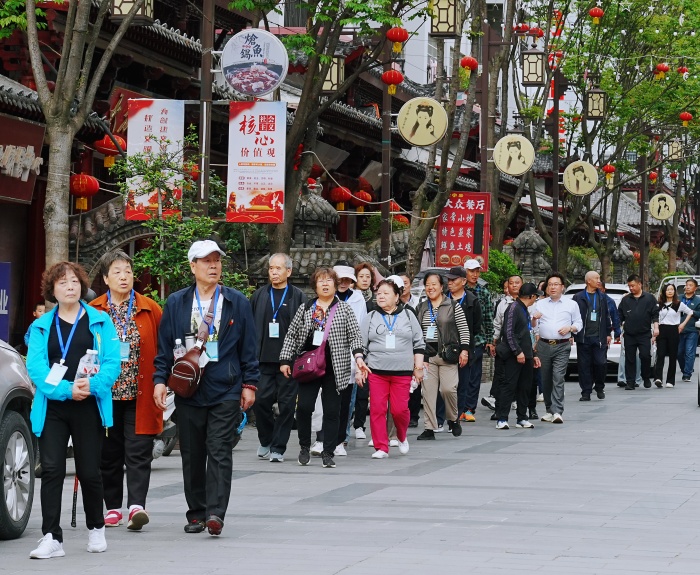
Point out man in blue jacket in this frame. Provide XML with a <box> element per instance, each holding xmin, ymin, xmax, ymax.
<box><xmin>153</xmin><ymin>240</ymin><xmax>260</xmax><ymax>537</ymax></box>
<box><xmin>573</xmin><ymin>271</ymin><xmax>613</xmax><ymax>401</ymax></box>
<box><xmin>678</xmin><ymin>279</ymin><xmax>700</xmax><ymax>381</ymax></box>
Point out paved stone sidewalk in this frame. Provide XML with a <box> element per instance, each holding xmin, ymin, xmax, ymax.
<box><xmin>3</xmin><ymin>377</ymin><xmax>700</xmax><ymax>574</ymax></box>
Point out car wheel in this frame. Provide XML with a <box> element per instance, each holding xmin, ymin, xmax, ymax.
<box><xmin>0</xmin><ymin>411</ymin><xmax>35</xmax><ymax>540</ymax></box>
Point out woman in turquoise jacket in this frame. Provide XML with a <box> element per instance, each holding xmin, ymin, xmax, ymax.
<box><xmin>26</xmin><ymin>262</ymin><xmax>120</xmax><ymax>560</ymax></box>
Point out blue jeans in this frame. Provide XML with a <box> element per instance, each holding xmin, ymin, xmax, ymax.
<box><xmin>459</xmin><ymin>345</ymin><xmax>484</xmax><ymax>413</ymax></box>
<box><xmin>618</xmin><ymin>337</ymin><xmax>642</xmax><ymax>385</ymax></box>
<box><xmin>677</xmin><ymin>331</ymin><xmax>699</xmax><ymax>378</ymax></box>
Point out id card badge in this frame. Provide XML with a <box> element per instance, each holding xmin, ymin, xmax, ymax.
<box><xmin>206</xmin><ymin>341</ymin><xmax>219</xmax><ymax>362</ymax></box>
<box><xmin>268</xmin><ymin>322</ymin><xmax>280</xmax><ymax>339</ymax></box>
<box><xmin>45</xmin><ymin>363</ymin><xmax>68</xmax><ymax>386</ymax></box>
<box><xmin>590</xmin><ymin>311</ymin><xmax>597</xmax><ymax>321</ymax></box>
<box><xmin>312</xmin><ymin>330</ymin><xmax>324</xmax><ymax>346</ymax></box>
<box><xmin>385</xmin><ymin>333</ymin><xmax>396</xmax><ymax>349</ymax></box>
<box><xmin>426</xmin><ymin>325</ymin><xmax>437</xmax><ymax>340</ymax></box>
<box><xmin>119</xmin><ymin>340</ymin><xmax>130</xmax><ymax>362</ymax></box>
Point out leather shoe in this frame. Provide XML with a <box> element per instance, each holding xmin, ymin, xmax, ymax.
<box><xmin>617</xmin><ymin>382</ymin><xmax>626</xmax><ymax>387</ymax></box>
<box><xmin>528</xmin><ymin>410</ymin><xmax>538</xmax><ymax>420</ymax></box>
<box><xmin>624</xmin><ymin>384</ymin><xmax>635</xmax><ymax>390</ymax></box>
<box><xmin>579</xmin><ymin>394</ymin><xmax>591</xmax><ymax>401</ymax></box>
<box><xmin>184</xmin><ymin>519</ymin><xmax>205</xmax><ymax>534</ymax></box>
<box><xmin>206</xmin><ymin>515</ymin><xmax>224</xmax><ymax>536</ymax></box>
<box><xmin>596</xmin><ymin>390</ymin><xmax>605</xmax><ymax>399</ymax></box>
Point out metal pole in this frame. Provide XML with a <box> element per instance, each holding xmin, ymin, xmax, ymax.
<box><xmin>380</xmin><ymin>39</ymin><xmax>392</xmax><ymax>267</ymax></box>
<box><xmin>550</xmin><ymin>70</ymin><xmax>563</xmax><ymax>272</ymax></box>
<box><xmin>695</xmin><ymin>172</ymin><xmax>700</xmax><ymax>273</ymax></box>
<box><xmin>640</xmin><ymin>153</ymin><xmax>648</xmax><ymax>289</ymax></box>
<box><xmin>198</xmin><ymin>0</ymin><xmax>214</xmax><ymax>216</ymax></box>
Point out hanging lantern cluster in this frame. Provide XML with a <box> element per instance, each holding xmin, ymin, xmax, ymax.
<box><xmin>649</xmin><ymin>171</ymin><xmax>658</xmax><ymax>184</ymax></box>
<box><xmin>680</xmin><ymin>111</ymin><xmax>693</xmax><ymax>127</ymax></box>
<box><xmin>93</xmin><ymin>134</ymin><xmax>126</xmax><ymax>167</ymax></box>
<box><xmin>655</xmin><ymin>62</ymin><xmax>670</xmax><ymax>80</ymax></box>
<box><xmin>70</xmin><ymin>174</ymin><xmax>100</xmax><ymax>211</ymax></box>
<box><xmin>386</xmin><ymin>26</ymin><xmax>409</xmax><ymax>53</ymax></box>
<box><xmin>381</xmin><ymin>69</ymin><xmax>404</xmax><ymax>95</ymax></box>
<box><xmin>460</xmin><ymin>56</ymin><xmax>479</xmax><ymax>79</ymax></box>
<box><xmin>669</xmin><ymin>172</ymin><xmax>678</xmax><ymax>180</ymax></box>
<box><xmin>309</xmin><ymin>164</ymin><xmax>324</xmax><ymax>179</ymax></box>
<box><xmin>528</xmin><ymin>26</ymin><xmax>544</xmax><ymax>39</ymax></box>
<box><xmin>589</xmin><ymin>7</ymin><xmax>604</xmax><ymax>25</ymax></box>
<box><xmin>330</xmin><ymin>186</ymin><xmax>352</xmax><ymax>210</ymax></box>
<box><xmin>602</xmin><ymin>163</ymin><xmax>616</xmax><ymax>189</ymax></box>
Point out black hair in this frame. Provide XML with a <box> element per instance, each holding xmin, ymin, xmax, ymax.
<box><xmin>627</xmin><ymin>274</ymin><xmax>641</xmax><ymax>284</ymax></box>
<box><xmin>99</xmin><ymin>249</ymin><xmax>133</xmax><ymax>279</ymax></box>
<box><xmin>423</xmin><ymin>272</ymin><xmax>444</xmax><ymax>286</ymax></box>
<box><xmin>544</xmin><ymin>272</ymin><xmax>566</xmax><ymax>288</ymax></box>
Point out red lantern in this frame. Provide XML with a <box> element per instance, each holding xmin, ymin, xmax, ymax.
<box><xmin>670</xmin><ymin>172</ymin><xmax>678</xmax><ymax>180</ymax></box>
<box><xmin>460</xmin><ymin>56</ymin><xmax>479</xmax><ymax>79</ymax></box>
<box><xmin>309</xmin><ymin>164</ymin><xmax>324</xmax><ymax>178</ymax></box>
<box><xmin>381</xmin><ymin>70</ymin><xmax>404</xmax><ymax>95</ymax></box>
<box><xmin>93</xmin><ymin>135</ymin><xmax>126</xmax><ymax>167</ymax></box>
<box><xmin>655</xmin><ymin>62</ymin><xmax>670</xmax><ymax>80</ymax></box>
<box><xmin>680</xmin><ymin>111</ymin><xmax>693</xmax><ymax>127</ymax></box>
<box><xmin>589</xmin><ymin>7</ymin><xmax>603</xmax><ymax>24</ymax></box>
<box><xmin>393</xmin><ymin>214</ymin><xmax>409</xmax><ymax>225</ymax></box>
<box><xmin>330</xmin><ymin>186</ymin><xmax>352</xmax><ymax>210</ymax></box>
<box><xmin>306</xmin><ymin>177</ymin><xmax>321</xmax><ymax>192</ymax></box>
<box><xmin>517</xmin><ymin>23</ymin><xmax>530</xmax><ymax>33</ymax></box>
<box><xmin>649</xmin><ymin>171</ymin><xmax>658</xmax><ymax>184</ymax></box>
<box><xmin>351</xmin><ymin>190</ymin><xmax>373</xmax><ymax>213</ymax></box>
<box><xmin>602</xmin><ymin>164</ymin><xmax>616</xmax><ymax>188</ymax></box>
<box><xmin>528</xmin><ymin>26</ymin><xmax>544</xmax><ymax>38</ymax></box>
<box><xmin>70</xmin><ymin>174</ymin><xmax>100</xmax><ymax>211</ymax></box>
<box><xmin>386</xmin><ymin>27</ymin><xmax>409</xmax><ymax>53</ymax></box>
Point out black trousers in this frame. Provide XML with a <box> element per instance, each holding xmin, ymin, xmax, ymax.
<box><xmin>654</xmin><ymin>324</ymin><xmax>680</xmax><ymax>383</ymax></box>
<box><xmin>39</xmin><ymin>397</ymin><xmax>105</xmax><ymax>543</ymax></box>
<box><xmin>101</xmin><ymin>399</ymin><xmax>154</xmax><ymax>510</ymax></box>
<box><xmin>578</xmin><ymin>340</ymin><xmax>608</xmax><ymax>395</ymax></box>
<box><xmin>337</xmin><ymin>385</ymin><xmax>353</xmax><ymax>446</ymax></box>
<box><xmin>409</xmin><ymin>383</ymin><xmax>421</xmax><ymax>422</ymax></box>
<box><xmin>254</xmin><ymin>363</ymin><xmax>298</xmax><ymax>455</ymax></box>
<box><xmin>353</xmin><ymin>380</ymin><xmax>369</xmax><ymax>430</ymax></box>
<box><xmin>624</xmin><ymin>333</ymin><xmax>652</xmax><ymax>385</ymax></box>
<box><xmin>176</xmin><ymin>399</ymin><xmax>240</xmax><ymax>522</ymax></box>
<box><xmin>528</xmin><ymin>368</ymin><xmax>539</xmax><ymax>410</ymax></box>
<box><xmin>494</xmin><ymin>355</ymin><xmax>533</xmax><ymax>422</ymax></box>
<box><xmin>296</xmin><ymin>367</ymin><xmax>341</xmax><ymax>455</ymax></box>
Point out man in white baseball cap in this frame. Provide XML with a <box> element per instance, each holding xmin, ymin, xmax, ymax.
<box><xmin>464</xmin><ymin>258</ymin><xmax>482</xmax><ymax>270</ymax></box>
<box><xmin>187</xmin><ymin>240</ymin><xmax>226</xmax><ymax>262</ymax></box>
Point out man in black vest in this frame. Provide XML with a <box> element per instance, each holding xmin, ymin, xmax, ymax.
<box><xmin>250</xmin><ymin>253</ymin><xmax>306</xmax><ymax>462</ymax></box>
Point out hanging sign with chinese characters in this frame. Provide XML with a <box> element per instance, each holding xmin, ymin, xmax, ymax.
<box><xmin>221</xmin><ymin>29</ymin><xmax>288</xmax><ymax>97</ymax></box>
<box><xmin>227</xmin><ymin>101</ymin><xmax>286</xmax><ymax>223</ymax></box>
<box><xmin>125</xmin><ymin>99</ymin><xmax>185</xmax><ymax>220</ymax></box>
<box><xmin>435</xmin><ymin>192</ymin><xmax>491</xmax><ymax>270</ymax></box>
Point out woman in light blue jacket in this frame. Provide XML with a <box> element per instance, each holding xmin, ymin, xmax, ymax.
<box><xmin>26</xmin><ymin>262</ymin><xmax>120</xmax><ymax>560</ymax></box>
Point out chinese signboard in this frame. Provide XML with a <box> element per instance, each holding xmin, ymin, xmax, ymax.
<box><xmin>221</xmin><ymin>29</ymin><xmax>288</xmax><ymax>97</ymax></box>
<box><xmin>125</xmin><ymin>99</ymin><xmax>185</xmax><ymax>220</ymax></box>
<box><xmin>0</xmin><ymin>113</ymin><xmax>45</xmax><ymax>204</ymax></box>
<box><xmin>227</xmin><ymin>101</ymin><xmax>286</xmax><ymax>223</ymax></box>
<box><xmin>108</xmin><ymin>86</ymin><xmax>148</xmax><ymax>136</ymax></box>
<box><xmin>435</xmin><ymin>192</ymin><xmax>490</xmax><ymax>270</ymax></box>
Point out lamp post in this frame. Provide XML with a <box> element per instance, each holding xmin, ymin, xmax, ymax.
<box><xmin>430</xmin><ymin>0</ymin><xmax>460</xmax><ymax>38</ymax></box>
<box><xmin>198</xmin><ymin>0</ymin><xmax>215</xmax><ymax>216</ymax></box>
<box><xmin>110</xmin><ymin>0</ymin><xmax>155</xmax><ymax>26</ymax></box>
<box><xmin>321</xmin><ymin>56</ymin><xmax>345</xmax><ymax>93</ymax></box>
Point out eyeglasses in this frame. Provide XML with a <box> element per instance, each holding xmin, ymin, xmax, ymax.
<box><xmin>548</xmin><ymin>283</ymin><xmax>563</xmax><ymax>287</ymax></box>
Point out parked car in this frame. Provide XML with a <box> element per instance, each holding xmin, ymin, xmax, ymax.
<box><xmin>654</xmin><ymin>275</ymin><xmax>700</xmax><ymax>299</ymax></box>
<box><xmin>0</xmin><ymin>339</ymin><xmax>35</xmax><ymax>540</ymax></box>
<box><xmin>410</xmin><ymin>267</ymin><xmax>488</xmax><ymax>304</ymax></box>
<box><xmin>562</xmin><ymin>283</ymin><xmax>630</xmax><ymax>377</ymax></box>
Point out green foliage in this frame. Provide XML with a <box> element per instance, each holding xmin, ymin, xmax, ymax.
<box><xmin>568</xmin><ymin>246</ymin><xmax>598</xmax><ymax>269</ymax></box>
<box><xmin>480</xmin><ymin>249</ymin><xmax>520</xmax><ymax>291</ymax></box>
<box><xmin>358</xmin><ymin>214</ymin><xmax>409</xmax><ymax>243</ymax></box>
<box><xmin>0</xmin><ymin>0</ymin><xmax>46</xmax><ymax>39</ymax></box>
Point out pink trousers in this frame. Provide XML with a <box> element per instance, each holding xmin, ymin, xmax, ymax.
<box><xmin>368</xmin><ymin>373</ymin><xmax>411</xmax><ymax>454</ymax></box>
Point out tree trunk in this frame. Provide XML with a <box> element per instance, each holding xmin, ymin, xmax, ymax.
<box><xmin>44</xmin><ymin>125</ymin><xmax>76</xmax><ymax>267</ymax></box>
<box><xmin>600</xmin><ymin>252</ymin><xmax>611</xmax><ymax>282</ymax></box>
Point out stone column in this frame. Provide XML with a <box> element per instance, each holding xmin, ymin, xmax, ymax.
<box><xmin>512</xmin><ymin>220</ymin><xmax>551</xmax><ymax>283</ymax></box>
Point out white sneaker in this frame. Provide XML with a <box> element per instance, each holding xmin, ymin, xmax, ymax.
<box><xmin>87</xmin><ymin>526</ymin><xmax>107</xmax><ymax>553</ymax></box>
<box><xmin>496</xmin><ymin>420</ymin><xmax>509</xmax><ymax>430</ymax></box>
<box><xmin>433</xmin><ymin>424</ymin><xmax>445</xmax><ymax>433</ymax></box>
<box><xmin>398</xmin><ymin>439</ymin><xmax>409</xmax><ymax>455</ymax></box>
<box><xmin>552</xmin><ymin>413</ymin><xmax>564</xmax><ymax>424</ymax></box>
<box><xmin>29</xmin><ymin>534</ymin><xmax>65</xmax><ymax>559</ymax></box>
<box><xmin>389</xmin><ymin>439</ymin><xmax>399</xmax><ymax>447</ymax></box>
<box><xmin>310</xmin><ymin>441</ymin><xmax>323</xmax><ymax>456</ymax></box>
<box><xmin>334</xmin><ymin>444</ymin><xmax>347</xmax><ymax>456</ymax></box>
<box><xmin>541</xmin><ymin>413</ymin><xmax>554</xmax><ymax>422</ymax></box>
<box><xmin>536</xmin><ymin>393</ymin><xmax>544</xmax><ymax>402</ymax></box>
<box><xmin>371</xmin><ymin>450</ymin><xmax>389</xmax><ymax>459</ymax></box>
<box><xmin>355</xmin><ymin>427</ymin><xmax>366</xmax><ymax>439</ymax></box>
<box><xmin>516</xmin><ymin>420</ymin><xmax>534</xmax><ymax>428</ymax></box>
<box><xmin>368</xmin><ymin>439</ymin><xmax>374</xmax><ymax>447</ymax></box>
<box><xmin>665</xmin><ymin>383</ymin><xmax>674</xmax><ymax>388</ymax></box>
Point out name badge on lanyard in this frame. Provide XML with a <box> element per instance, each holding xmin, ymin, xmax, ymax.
<box><xmin>587</xmin><ymin>291</ymin><xmax>597</xmax><ymax>322</ymax></box>
<box><xmin>46</xmin><ymin>304</ymin><xmax>83</xmax><ymax>385</ymax></box>
<box><xmin>313</xmin><ymin>330</ymin><xmax>324</xmax><ymax>346</ymax></box>
<box><xmin>206</xmin><ymin>341</ymin><xmax>219</xmax><ymax>362</ymax></box>
<box><xmin>385</xmin><ymin>333</ymin><xmax>396</xmax><ymax>349</ymax></box>
<box><xmin>108</xmin><ymin>289</ymin><xmax>134</xmax><ymax>362</ymax></box>
<box><xmin>269</xmin><ymin>322</ymin><xmax>280</xmax><ymax>338</ymax></box>
<box><xmin>383</xmin><ymin>312</ymin><xmax>398</xmax><ymax>349</ymax></box>
<box><xmin>427</xmin><ymin>303</ymin><xmax>438</xmax><ymax>340</ymax></box>
<box><xmin>196</xmin><ymin>286</ymin><xmax>220</xmax><ymax>361</ymax></box>
<box><xmin>119</xmin><ymin>341</ymin><xmax>130</xmax><ymax>362</ymax></box>
<box><xmin>269</xmin><ymin>285</ymin><xmax>289</xmax><ymax>339</ymax></box>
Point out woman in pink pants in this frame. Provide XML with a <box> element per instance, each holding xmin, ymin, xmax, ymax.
<box><xmin>356</xmin><ymin>277</ymin><xmax>425</xmax><ymax>458</ymax></box>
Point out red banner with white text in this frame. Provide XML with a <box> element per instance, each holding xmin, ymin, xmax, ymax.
<box><xmin>435</xmin><ymin>192</ymin><xmax>490</xmax><ymax>270</ymax></box>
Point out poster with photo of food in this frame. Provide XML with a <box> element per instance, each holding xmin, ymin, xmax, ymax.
<box><xmin>435</xmin><ymin>192</ymin><xmax>490</xmax><ymax>270</ymax></box>
<box><xmin>125</xmin><ymin>99</ymin><xmax>184</xmax><ymax>221</ymax></box>
<box><xmin>226</xmin><ymin>101</ymin><xmax>286</xmax><ymax>224</ymax></box>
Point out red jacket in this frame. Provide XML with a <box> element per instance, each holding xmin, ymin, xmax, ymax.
<box><xmin>90</xmin><ymin>291</ymin><xmax>163</xmax><ymax>434</ymax></box>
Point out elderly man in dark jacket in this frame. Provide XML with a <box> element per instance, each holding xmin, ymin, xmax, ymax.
<box><xmin>573</xmin><ymin>271</ymin><xmax>613</xmax><ymax>401</ymax></box>
<box><xmin>153</xmin><ymin>240</ymin><xmax>259</xmax><ymax>537</ymax></box>
<box><xmin>250</xmin><ymin>253</ymin><xmax>306</xmax><ymax>463</ymax></box>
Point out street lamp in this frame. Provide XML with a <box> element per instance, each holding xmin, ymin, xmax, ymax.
<box><xmin>585</xmin><ymin>86</ymin><xmax>607</xmax><ymax>120</ymax></box>
<box><xmin>430</xmin><ymin>0</ymin><xmax>460</xmax><ymax>38</ymax></box>
<box><xmin>110</xmin><ymin>0</ymin><xmax>155</xmax><ymax>26</ymax></box>
<box><xmin>322</xmin><ymin>56</ymin><xmax>345</xmax><ymax>93</ymax></box>
<box><xmin>668</xmin><ymin>139</ymin><xmax>683</xmax><ymax>161</ymax></box>
<box><xmin>521</xmin><ymin>49</ymin><xmax>546</xmax><ymax>87</ymax></box>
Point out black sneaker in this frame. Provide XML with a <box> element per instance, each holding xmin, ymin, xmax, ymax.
<box><xmin>643</xmin><ymin>379</ymin><xmax>652</xmax><ymax>388</ymax></box>
<box><xmin>579</xmin><ymin>394</ymin><xmax>591</xmax><ymax>401</ymax></box>
<box><xmin>450</xmin><ymin>420</ymin><xmax>462</xmax><ymax>437</ymax></box>
<box><xmin>321</xmin><ymin>452</ymin><xmax>336</xmax><ymax>468</ymax></box>
<box><xmin>490</xmin><ymin>413</ymin><xmax>498</xmax><ymax>421</ymax></box>
<box><xmin>617</xmin><ymin>382</ymin><xmax>626</xmax><ymax>387</ymax></box>
<box><xmin>682</xmin><ymin>376</ymin><xmax>691</xmax><ymax>382</ymax></box>
<box><xmin>654</xmin><ymin>379</ymin><xmax>663</xmax><ymax>388</ymax></box>
<box><xmin>408</xmin><ymin>419</ymin><xmax>419</xmax><ymax>428</ymax></box>
<box><xmin>416</xmin><ymin>429</ymin><xmax>435</xmax><ymax>440</ymax></box>
<box><xmin>184</xmin><ymin>519</ymin><xmax>205</xmax><ymax>534</ymax></box>
<box><xmin>625</xmin><ymin>384</ymin><xmax>635</xmax><ymax>390</ymax></box>
<box><xmin>529</xmin><ymin>410</ymin><xmax>538</xmax><ymax>420</ymax></box>
<box><xmin>298</xmin><ymin>446</ymin><xmax>310</xmax><ymax>466</ymax></box>
<box><xmin>596</xmin><ymin>390</ymin><xmax>605</xmax><ymax>399</ymax></box>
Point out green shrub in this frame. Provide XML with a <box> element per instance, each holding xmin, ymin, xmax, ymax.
<box><xmin>480</xmin><ymin>249</ymin><xmax>520</xmax><ymax>291</ymax></box>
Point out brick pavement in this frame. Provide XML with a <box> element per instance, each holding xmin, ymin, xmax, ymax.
<box><xmin>3</xmin><ymin>374</ymin><xmax>700</xmax><ymax>574</ymax></box>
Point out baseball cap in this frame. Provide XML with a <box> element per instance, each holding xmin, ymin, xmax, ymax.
<box><xmin>519</xmin><ymin>282</ymin><xmax>543</xmax><ymax>297</ymax></box>
<box><xmin>333</xmin><ymin>265</ymin><xmax>357</xmax><ymax>282</ymax></box>
<box><xmin>445</xmin><ymin>266</ymin><xmax>466</xmax><ymax>279</ymax></box>
<box><xmin>187</xmin><ymin>240</ymin><xmax>226</xmax><ymax>262</ymax></box>
<box><xmin>464</xmin><ymin>259</ymin><xmax>482</xmax><ymax>270</ymax></box>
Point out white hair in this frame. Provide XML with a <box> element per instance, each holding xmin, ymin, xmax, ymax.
<box><xmin>269</xmin><ymin>253</ymin><xmax>293</xmax><ymax>270</ymax></box>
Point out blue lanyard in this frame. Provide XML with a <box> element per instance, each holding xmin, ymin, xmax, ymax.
<box><xmin>195</xmin><ymin>285</ymin><xmax>220</xmax><ymax>335</ymax></box>
<box><xmin>311</xmin><ymin>300</ymin><xmax>329</xmax><ymax>329</ymax></box>
<box><xmin>107</xmin><ymin>289</ymin><xmax>134</xmax><ymax>340</ymax></box>
<box><xmin>449</xmin><ymin>292</ymin><xmax>467</xmax><ymax>305</ymax></box>
<box><xmin>54</xmin><ymin>303</ymin><xmax>84</xmax><ymax>364</ymax></box>
<box><xmin>585</xmin><ymin>291</ymin><xmax>597</xmax><ymax>311</ymax></box>
<box><xmin>429</xmin><ymin>302</ymin><xmax>438</xmax><ymax>324</ymax></box>
<box><xmin>270</xmin><ymin>285</ymin><xmax>289</xmax><ymax>322</ymax></box>
<box><xmin>382</xmin><ymin>312</ymin><xmax>399</xmax><ymax>334</ymax></box>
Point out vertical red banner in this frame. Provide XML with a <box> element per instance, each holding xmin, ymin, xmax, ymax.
<box><xmin>435</xmin><ymin>192</ymin><xmax>491</xmax><ymax>270</ymax></box>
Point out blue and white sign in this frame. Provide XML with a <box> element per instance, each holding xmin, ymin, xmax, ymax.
<box><xmin>0</xmin><ymin>262</ymin><xmax>10</xmax><ymax>342</ymax></box>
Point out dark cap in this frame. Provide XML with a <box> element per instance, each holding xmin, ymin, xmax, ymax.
<box><xmin>519</xmin><ymin>282</ymin><xmax>543</xmax><ymax>297</ymax></box>
<box><xmin>445</xmin><ymin>266</ymin><xmax>466</xmax><ymax>279</ymax></box>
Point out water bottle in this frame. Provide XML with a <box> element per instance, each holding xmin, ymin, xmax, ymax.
<box><xmin>75</xmin><ymin>349</ymin><xmax>99</xmax><ymax>381</ymax></box>
<box><xmin>173</xmin><ymin>339</ymin><xmax>186</xmax><ymax>359</ymax></box>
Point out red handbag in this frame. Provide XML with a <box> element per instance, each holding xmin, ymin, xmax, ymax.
<box><xmin>292</xmin><ymin>304</ymin><xmax>337</xmax><ymax>383</ymax></box>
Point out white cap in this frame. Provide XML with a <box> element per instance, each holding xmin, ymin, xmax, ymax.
<box><xmin>333</xmin><ymin>265</ymin><xmax>357</xmax><ymax>282</ymax></box>
<box><xmin>464</xmin><ymin>259</ymin><xmax>482</xmax><ymax>270</ymax></box>
<box><xmin>187</xmin><ymin>240</ymin><xmax>226</xmax><ymax>262</ymax></box>
<box><xmin>386</xmin><ymin>275</ymin><xmax>405</xmax><ymax>293</ymax></box>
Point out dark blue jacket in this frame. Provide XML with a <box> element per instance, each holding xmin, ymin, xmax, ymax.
<box><xmin>153</xmin><ymin>284</ymin><xmax>260</xmax><ymax>406</ymax></box>
<box><xmin>573</xmin><ymin>289</ymin><xmax>613</xmax><ymax>345</ymax></box>
<box><xmin>604</xmin><ymin>293</ymin><xmax>621</xmax><ymax>337</ymax></box>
